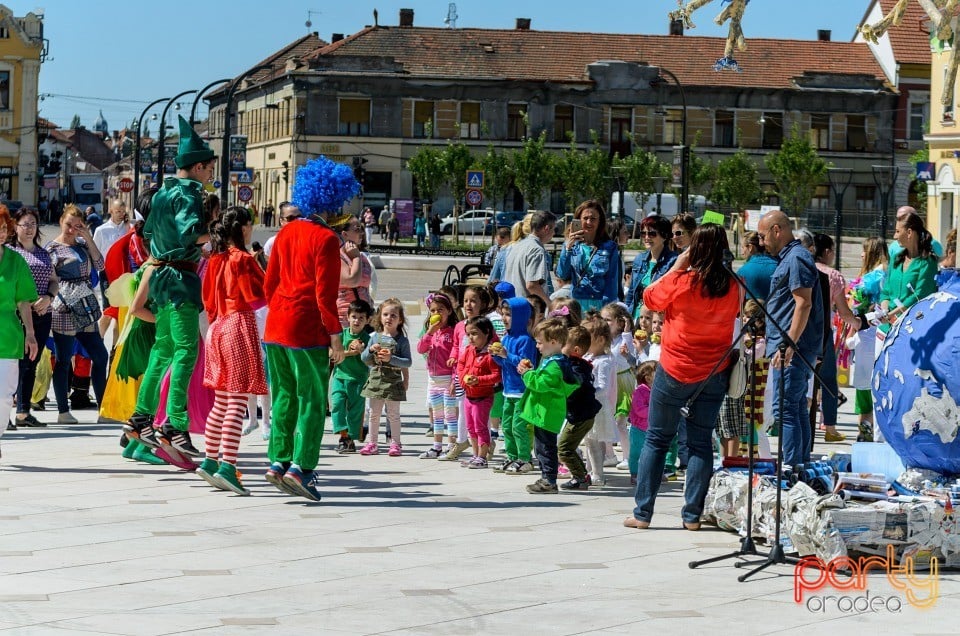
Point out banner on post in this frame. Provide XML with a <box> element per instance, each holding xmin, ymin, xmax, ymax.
<box><xmin>229</xmin><ymin>135</ymin><xmax>248</xmax><ymax>173</ymax></box>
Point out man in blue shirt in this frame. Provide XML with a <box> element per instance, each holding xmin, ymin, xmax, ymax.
<box><xmin>757</xmin><ymin>210</ymin><xmax>823</xmax><ymax>467</ymax></box>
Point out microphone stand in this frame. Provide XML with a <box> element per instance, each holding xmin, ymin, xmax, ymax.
<box><xmin>684</xmin><ymin>250</ymin><xmax>834</xmax><ymax>582</ymax></box>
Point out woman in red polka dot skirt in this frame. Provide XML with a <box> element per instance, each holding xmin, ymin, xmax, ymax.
<box><xmin>196</xmin><ymin>206</ymin><xmax>267</xmax><ymax>495</ymax></box>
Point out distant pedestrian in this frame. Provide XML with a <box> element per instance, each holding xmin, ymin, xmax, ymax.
<box><xmin>387</xmin><ymin>212</ymin><xmax>400</xmax><ymax>246</ymax></box>
<box><xmin>429</xmin><ymin>213</ymin><xmax>442</xmax><ymax>249</ymax></box>
<box><xmin>414</xmin><ymin>213</ymin><xmax>426</xmax><ymax>248</ymax></box>
<box><xmin>362</xmin><ymin>207</ymin><xmax>377</xmax><ymax>245</ymax></box>
<box><xmin>262</xmin><ymin>200</ymin><xmax>275</xmax><ymax>228</ymax></box>
<box><xmin>379</xmin><ymin>206</ymin><xmax>390</xmax><ymax>240</ymax></box>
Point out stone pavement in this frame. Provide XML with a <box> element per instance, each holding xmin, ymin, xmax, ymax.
<box><xmin>1</xmin><ymin>269</ymin><xmax>957</xmax><ymax>635</ymax></box>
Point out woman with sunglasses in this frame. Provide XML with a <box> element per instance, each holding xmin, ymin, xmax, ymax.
<box><xmin>671</xmin><ymin>213</ymin><xmax>697</xmax><ymax>252</ymax></box>
<box><xmin>331</xmin><ymin>214</ymin><xmax>374</xmax><ymax>328</ymax></box>
<box><xmin>555</xmin><ymin>200</ymin><xmax>620</xmax><ymax>312</ymax></box>
<box><xmin>8</xmin><ymin>207</ymin><xmax>53</xmax><ymax>429</ymax></box>
<box><xmin>625</xmin><ymin>215</ymin><xmax>677</xmax><ymax>318</ymax></box>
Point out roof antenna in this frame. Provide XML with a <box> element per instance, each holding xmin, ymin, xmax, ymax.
<box><xmin>444</xmin><ymin>3</ymin><xmax>458</xmax><ymax>29</ymax></box>
<box><xmin>305</xmin><ymin>9</ymin><xmax>320</xmax><ymax>31</ymax></box>
<box><xmin>373</xmin><ymin>8</ymin><xmax>379</xmax><ymax>27</ymax></box>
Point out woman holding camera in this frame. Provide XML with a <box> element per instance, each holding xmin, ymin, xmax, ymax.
<box><xmin>555</xmin><ymin>200</ymin><xmax>620</xmax><ymax>312</ymax></box>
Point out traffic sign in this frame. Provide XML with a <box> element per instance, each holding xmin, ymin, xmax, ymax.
<box><xmin>238</xmin><ymin>185</ymin><xmax>253</xmax><ymax>202</ymax></box>
<box><xmin>213</xmin><ymin>180</ymin><xmax>222</xmax><ymax>189</ymax></box>
<box><xmin>232</xmin><ymin>168</ymin><xmax>254</xmax><ymax>183</ymax></box>
<box><xmin>466</xmin><ymin>188</ymin><xmax>483</xmax><ymax>207</ymax></box>
<box><xmin>118</xmin><ymin>177</ymin><xmax>134</xmax><ymax>193</ymax></box>
<box><xmin>466</xmin><ymin>170</ymin><xmax>484</xmax><ymax>189</ymax></box>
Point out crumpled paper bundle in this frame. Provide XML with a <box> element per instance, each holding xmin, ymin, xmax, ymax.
<box><xmin>703</xmin><ymin>470</ymin><xmax>748</xmax><ymax>532</ymax></box>
<box><xmin>783</xmin><ymin>483</ymin><xmax>848</xmax><ymax>561</ymax></box>
<box><xmin>897</xmin><ymin>467</ymin><xmax>944</xmax><ymax>492</ymax></box>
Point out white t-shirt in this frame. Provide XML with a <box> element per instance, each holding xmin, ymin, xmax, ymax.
<box><xmin>93</xmin><ymin>219</ymin><xmax>131</xmax><ymax>257</ymax></box>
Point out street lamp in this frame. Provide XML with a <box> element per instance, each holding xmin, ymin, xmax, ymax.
<box><xmin>653</xmin><ymin>175</ymin><xmax>666</xmax><ymax>216</ymax></box>
<box><xmin>190</xmin><ymin>78</ymin><xmax>231</xmax><ymax>127</ymax></box>
<box><xmin>156</xmin><ymin>90</ymin><xmax>198</xmax><ymax>185</ymax></box>
<box><xmin>652</xmin><ymin>66</ymin><xmax>688</xmax><ymax>215</ymax></box>
<box><xmin>827</xmin><ymin>168</ymin><xmax>853</xmax><ymax>270</ymax></box>
<box><xmin>872</xmin><ymin>164</ymin><xmax>899</xmax><ymax>241</ymax></box>
<box><xmin>220</xmin><ymin>65</ymin><xmax>271</xmax><ymax>205</ymax></box>
<box><xmin>133</xmin><ymin>96</ymin><xmax>169</xmax><ymax>204</ymax></box>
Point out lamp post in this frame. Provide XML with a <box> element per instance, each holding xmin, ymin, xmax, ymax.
<box><xmin>827</xmin><ymin>168</ymin><xmax>853</xmax><ymax>270</ymax></box>
<box><xmin>156</xmin><ymin>90</ymin><xmax>198</xmax><ymax>185</ymax></box>
<box><xmin>133</xmin><ymin>96</ymin><xmax>169</xmax><ymax>205</ymax></box>
<box><xmin>872</xmin><ymin>164</ymin><xmax>899</xmax><ymax>241</ymax></box>
<box><xmin>190</xmin><ymin>78</ymin><xmax>231</xmax><ymax>127</ymax></box>
<box><xmin>654</xmin><ymin>66</ymin><xmax>688</xmax><ymax>215</ymax></box>
<box><xmin>220</xmin><ymin>65</ymin><xmax>271</xmax><ymax>205</ymax></box>
<box><xmin>653</xmin><ymin>175</ymin><xmax>666</xmax><ymax>216</ymax></box>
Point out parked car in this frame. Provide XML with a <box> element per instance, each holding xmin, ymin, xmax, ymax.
<box><xmin>482</xmin><ymin>211</ymin><xmax>525</xmax><ymax>235</ymax></box>
<box><xmin>439</xmin><ymin>209</ymin><xmax>494</xmax><ymax>234</ymax></box>
<box><xmin>554</xmin><ymin>212</ymin><xmax>637</xmax><ymax>238</ymax></box>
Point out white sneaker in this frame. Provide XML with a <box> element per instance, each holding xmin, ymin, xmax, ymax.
<box><xmin>57</xmin><ymin>412</ymin><xmax>78</xmax><ymax>424</ymax></box>
<box><xmin>603</xmin><ymin>456</ymin><xmax>619</xmax><ymax>468</ymax></box>
<box><xmin>616</xmin><ymin>460</ymin><xmax>630</xmax><ymax>471</ymax></box>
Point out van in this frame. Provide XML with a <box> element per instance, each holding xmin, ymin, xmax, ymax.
<box><xmin>610</xmin><ymin>192</ymin><xmax>706</xmax><ymax>219</ymax></box>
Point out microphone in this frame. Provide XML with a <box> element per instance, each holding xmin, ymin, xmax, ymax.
<box><xmin>722</xmin><ymin>249</ymin><xmax>735</xmax><ymax>269</ymax></box>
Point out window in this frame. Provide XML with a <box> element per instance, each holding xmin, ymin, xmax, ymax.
<box><xmin>338</xmin><ymin>98</ymin><xmax>370</xmax><ymax>136</ymax></box>
<box><xmin>554</xmin><ymin>105</ymin><xmax>574</xmax><ymax>142</ymax></box>
<box><xmin>663</xmin><ymin>108</ymin><xmax>682</xmax><ymax>145</ymax></box>
<box><xmin>761</xmin><ymin>112</ymin><xmax>783</xmax><ymax>149</ymax></box>
<box><xmin>811</xmin><ymin>184</ymin><xmax>830</xmax><ymax>211</ymax></box>
<box><xmin>809</xmin><ymin>114</ymin><xmax>830</xmax><ymax>150</ymax></box>
<box><xmin>715</xmin><ymin>110</ymin><xmax>735</xmax><ymax>147</ymax></box>
<box><xmin>909</xmin><ymin>101</ymin><xmax>928</xmax><ymax>141</ymax></box>
<box><xmin>413</xmin><ymin>101</ymin><xmax>435</xmax><ymax>138</ymax></box>
<box><xmin>611</xmin><ymin>107</ymin><xmax>632</xmax><ymax>156</ymax></box>
<box><xmin>856</xmin><ymin>185</ymin><xmax>876</xmax><ymax>211</ymax></box>
<box><xmin>507</xmin><ymin>103</ymin><xmax>527</xmax><ymax>140</ymax></box>
<box><xmin>460</xmin><ymin>102</ymin><xmax>481</xmax><ymax>139</ymax></box>
<box><xmin>847</xmin><ymin>115</ymin><xmax>867</xmax><ymax>151</ymax></box>
<box><xmin>944</xmin><ymin>67</ymin><xmax>955</xmax><ymax>122</ymax></box>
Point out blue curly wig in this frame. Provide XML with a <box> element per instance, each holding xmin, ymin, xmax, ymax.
<box><xmin>291</xmin><ymin>155</ymin><xmax>360</xmax><ymax>215</ymax></box>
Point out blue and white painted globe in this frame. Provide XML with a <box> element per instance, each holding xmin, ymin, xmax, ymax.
<box><xmin>874</xmin><ymin>270</ymin><xmax>960</xmax><ymax>474</ymax></box>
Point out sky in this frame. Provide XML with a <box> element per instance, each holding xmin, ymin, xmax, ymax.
<box><xmin>32</xmin><ymin>0</ymin><xmax>872</xmax><ymax>133</ymax></box>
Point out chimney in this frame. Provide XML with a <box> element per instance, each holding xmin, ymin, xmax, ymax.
<box><xmin>331</xmin><ymin>33</ymin><xmax>344</xmax><ymax>42</ymax></box>
<box><xmin>669</xmin><ymin>18</ymin><xmax>684</xmax><ymax>36</ymax></box>
<box><xmin>817</xmin><ymin>29</ymin><xmax>831</xmax><ymax>41</ymax></box>
<box><xmin>516</xmin><ymin>17</ymin><xmax>531</xmax><ymax>30</ymax></box>
<box><xmin>399</xmin><ymin>8</ymin><xmax>414</xmax><ymax>27</ymax></box>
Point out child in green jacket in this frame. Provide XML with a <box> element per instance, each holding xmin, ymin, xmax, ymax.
<box><xmin>332</xmin><ymin>299</ymin><xmax>373</xmax><ymax>453</ymax></box>
<box><xmin>518</xmin><ymin>318</ymin><xmax>580</xmax><ymax>494</ymax></box>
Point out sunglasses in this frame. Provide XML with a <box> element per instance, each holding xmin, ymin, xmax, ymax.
<box><xmin>639</xmin><ymin>231</ymin><xmax>660</xmax><ymax>238</ymax></box>
<box><xmin>673</xmin><ymin>230</ymin><xmax>686</xmax><ymax>237</ymax></box>
<box><xmin>282</xmin><ymin>214</ymin><xmax>301</xmax><ymax>221</ymax></box>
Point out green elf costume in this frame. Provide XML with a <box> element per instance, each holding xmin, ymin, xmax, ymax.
<box><xmin>123</xmin><ymin>115</ymin><xmax>213</xmax><ymax>458</ymax></box>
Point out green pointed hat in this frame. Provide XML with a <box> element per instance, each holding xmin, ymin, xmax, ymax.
<box><xmin>174</xmin><ymin>115</ymin><xmax>215</xmax><ymax>168</ymax></box>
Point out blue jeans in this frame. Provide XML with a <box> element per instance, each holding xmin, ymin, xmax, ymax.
<box><xmin>632</xmin><ymin>366</ymin><xmax>728</xmax><ymax>524</ymax></box>
<box><xmin>52</xmin><ymin>330</ymin><xmax>108</xmax><ymax>414</ymax></box>
<box><xmin>770</xmin><ymin>357</ymin><xmax>813</xmax><ymax>467</ymax></box>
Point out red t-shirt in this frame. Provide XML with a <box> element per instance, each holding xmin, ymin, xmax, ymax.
<box><xmin>203</xmin><ymin>247</ymin><xmax>266</xmax><ymax>323</ymax></box>
<box><xmin>643</xmin><ymin>270</ymin><xmax>739</xmax><ymax>384</ymax></box>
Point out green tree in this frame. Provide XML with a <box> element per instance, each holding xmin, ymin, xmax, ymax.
<box><xmin>553</xmin><ymin>138</ymin><xmax>587</xmax><ymax>213</ymax></box>
<box><xmin>681</xmin><ymin>131</ymin><xmax>714</xmax><ymax>202</ymax></box>
<box><xmin>614</xmin><ymin>149</ymin><xmax>670</xmax><ymax>233</ymax></box>
<box><xmin>406</xmin><ymin>145</ymin><xmax>445</xmax><ymax>210</ymax></box>
<box><xmin>511</xmin><ymin>129</ymin><xmax>552</xmax><ymax>209</ymax></box>
<box><xmin>70</xmin><ymin>114</ymin><xmax>81</xmax><ymax>129</ymax></box>
<box><xmin>477</xmin><ymin>143</ymin><xmax>513</xmax><ymax>211</ymax></box>
<box><xmin>910</xmin><ymin>147</ymin><xmax>929</xmax><ymax>214</ymax></box>
<box><xmin>441</xmin><ymin>141</ymin><xmax>474</xmax><ymax>236</ymax></box>
<box><xmin>713</xmin><ymin>147</ymin><xmax>761</xmax><ymax>215</ymax></box>
<box><xmin>579</xmin><ymin>132</ymin><xmax>614</xmax><ymax>205</ymax></box>
<box><xmin>765</xmin><ymin>123</ymin><xmax>828</xmax><ymax>215</ymax></box>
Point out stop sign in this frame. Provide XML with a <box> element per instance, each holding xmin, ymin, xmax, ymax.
<box><xmin>118</xmin><ymin>177</ymin><xmax>134</xmax><ymax>193</ymax></box>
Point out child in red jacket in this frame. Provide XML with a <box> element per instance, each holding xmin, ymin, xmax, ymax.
<box><xmin>456</xmin><ymin>316</ymin><xmax>502</xmax><ymax>468</ymax></box>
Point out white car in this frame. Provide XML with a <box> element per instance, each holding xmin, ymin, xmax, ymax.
<box><xmin>439</xmin><ymin>209</ymin><xmax>494</xmax><ymax>235</ymax></box>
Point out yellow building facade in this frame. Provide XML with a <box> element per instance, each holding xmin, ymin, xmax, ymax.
<box><xmin>925</xmin><ymin>26</ymin><xmax>960</xmax><ymax>241</ymax></box>
<box><xmin>0</xmin><ymin>6</ymin><xmax>43</xmax><ymax>205</ymax></box>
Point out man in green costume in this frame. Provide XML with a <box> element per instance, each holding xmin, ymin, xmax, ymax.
<box><xmin>123</xmin><ymin>115</ymin><xmax>215</xmax><ymax>457</ymax></box>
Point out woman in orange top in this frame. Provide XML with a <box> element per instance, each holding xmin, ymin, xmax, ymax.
<box><xmin>624</xmin><ymin>224</ymin><xmax>739</xmax><ymax>531</ymax></box>
<box><xmin>196</xmin><ymin>206</ymin><xmax>267</xmax><ymax>496</ymax></box>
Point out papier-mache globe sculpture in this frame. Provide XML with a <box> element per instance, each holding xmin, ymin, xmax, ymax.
<box><xmin>291</xmin><ymin>155</ymin><xmax>360</xmax><ymax>217</ymax></box>
<box><xmin>874</xmin><ymin>269</ymin><xmax>960</xmax><ymax>474</ymax></box>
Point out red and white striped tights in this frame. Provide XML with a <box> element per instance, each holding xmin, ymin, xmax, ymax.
<box><xmin>204</xmin><ymin>391</ymin><xmax>247</xmax><ymax>465</ymax></box>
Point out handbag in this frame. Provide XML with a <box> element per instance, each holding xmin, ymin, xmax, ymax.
<box><xmin>52</xmin><ymin>280</ymin><xmax>102</xmax><ymax>330</ymax></box>
<box><xmin>727</xmin><ymin>348</ymin><xmax>748</xmax><ymax>399</ymax></box>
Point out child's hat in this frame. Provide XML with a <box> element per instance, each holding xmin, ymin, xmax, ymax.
<box><xmin>174</xmin><ymin>115</ymin><xmax>215</xmax><ymax>168</ymax></box>
<box><xmin>494</xmin><ymin>281</ymin><xmax>516</xmax><ymax>299</ymax></box>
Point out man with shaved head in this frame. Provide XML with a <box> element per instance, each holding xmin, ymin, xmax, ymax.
<box><xmin>756</xmin><ymin>210</ymin><xmax>823</xmax><ymax>467</ymax></box>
